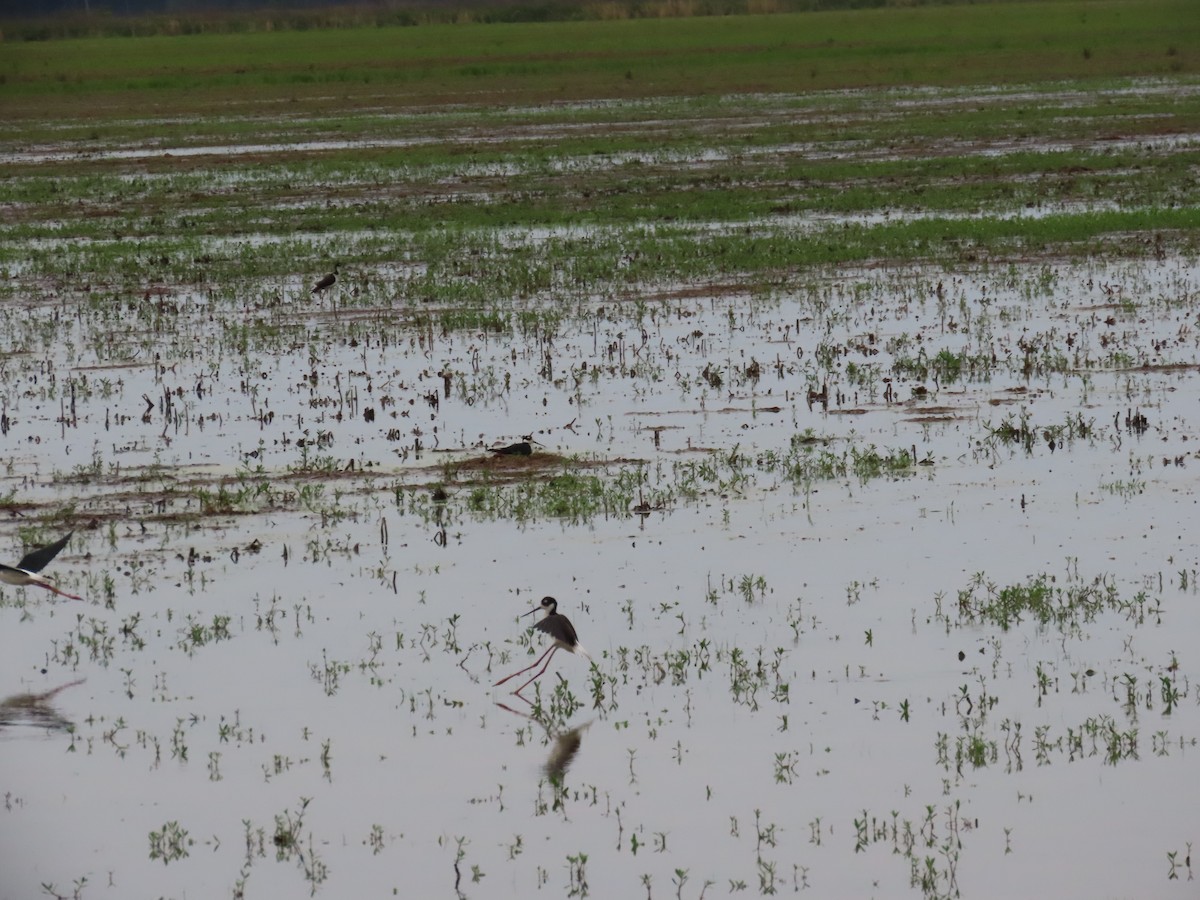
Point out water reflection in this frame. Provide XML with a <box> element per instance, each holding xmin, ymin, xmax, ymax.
<box><xmin>0</xmin><ymin>678</ymin><xmax>84</xmax><ymax>734</ymax></box>
<box><xmin>543</xmin><ymin>721</ymin><xmax>592</xmax><ymax>782</ymax></box>
<box><xmin>431</xmin><ymin>486</ymin><xmax>448</xmax><ymax>548</ymax></box>
<box><xmin>495</xmin><ymin>702</ymin><xmax>592</xmax><ymax>783</ymax></box>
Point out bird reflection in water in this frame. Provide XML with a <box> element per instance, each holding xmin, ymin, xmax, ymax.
<box><xmin>543</xmin><ymin>721</ymin><xmax>592</xmax><ymax>782</ymax></box>
<box><xmin>495</xmin><ymin>702</ymin><xmax>592</xmax><ymax>783</ymax></box>
<box><xmin>0</xmin><ymin>678</ymin><xmax>85</xmax><ymax>734</ymax></box>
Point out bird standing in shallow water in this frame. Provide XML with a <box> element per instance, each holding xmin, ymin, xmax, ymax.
<box><xmin>311</xmin><ymin>262</ymin><xmax>339</xmax><ymax>294</ymax></box>
<box><xmin>0</xmin><ymin>531</ymin><xmax>84</xmax><ymax>602</ymax></box>
<box><xmin>495</xmin><ymin>596</ymin><xmax>590</xmax><ymax>695</ymax></box>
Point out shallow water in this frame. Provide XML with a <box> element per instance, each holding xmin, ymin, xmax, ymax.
<box><xmin>3</xmin><ymin>255</ymin><xmax>1198</xmax><ymax>899</ymax></box>
<box><xmin>2</xmin><ymin>83</ymin><xmax>1199</xmax><ymax>900</ymax></box>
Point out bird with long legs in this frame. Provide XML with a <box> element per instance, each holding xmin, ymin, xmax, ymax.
<box><xmin>0</xmin><ymin>530</ymin><xmax>84</xmax><ymax>601</ymax></box>
<box><xmin>495</xmin><ymin>596</ymin><xmax>590</xmax><ymax>695</ymax></box>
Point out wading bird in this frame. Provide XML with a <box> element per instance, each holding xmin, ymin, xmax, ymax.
<box><xmin>0</xmin><ymin>531</ymin><xmax>84</xmax><ymax>602</ymax></box>
<box><xmin>488</xmin><ymin>435</ymin><xmax>538</xmax><ymax>456</ymax></box>
<box><xmin>488</xmin><ymin>441</ymin><xmax>532</xmax><ymax>456</ymax></box>
<box><xmin>495</xmin><ymin>596</ymin><xmax>590</xmax><ymax>694</ymax></box>
<box><xmin>311</xmin><ymin>262</ymin><xmax>339</xmax><ymax>295</ymax></box>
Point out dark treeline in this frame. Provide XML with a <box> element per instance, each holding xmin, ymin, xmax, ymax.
<box><xmin>0</xmin><ymin>0</ymin><xmax>985</xmax><ymax>40</ymax></box>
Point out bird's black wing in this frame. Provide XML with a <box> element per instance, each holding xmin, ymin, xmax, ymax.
<box><xmin>16</xmin><ymin>531</ymin><xmax>73</xmax><ymax>573</ymax></box>
<box><xmin>489</xmin><ymin>442</ymin><xmax>532</xmax><ymax>456</ymax></box>
<box><xmin>533</xmin><ymin>615</ymin><xmax>578</xmax><ymax>645</ymax></box>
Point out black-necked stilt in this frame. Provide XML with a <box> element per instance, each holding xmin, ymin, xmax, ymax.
<box><xmin>488</xmin><ymin>435</ymin><xmax>538</xmax><ymax>456</ymax></box>
<box><xmin>488</xmin><ymin>441</ymin><xmax>533</xmax><ymax>456</ymax></box>
<box><xmin>311</xmin><ymin>262</ymin><xmax>339</xmax><ymax>295</ymax></box>
<box><xmin>495</xmin><ymin>596</ymin><xmax>591</xmax><ymax>694</ymax></box>
<box><xmin>0</xmin><ymin>531</ymin><xmax>84</xmax><ymax>602</ymax></box>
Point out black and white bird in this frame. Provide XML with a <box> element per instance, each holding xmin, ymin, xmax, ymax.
<box><xmin>0</xmin><ymin>531</ymin><xmax>84</xmax><ymax>602</ymax></box>
<box><xmin>494</xmin><ymin>596</ymin><xmax>591</xmax><ymax>694</ymax></box>
<box><xmin>488</xmin><ymin>435</ymin><xmax>538</xmax><ymax>457</ymax></box>
<box><xmin>311</xmin><ymin>262</ymin><xmax>339</xmax><ymax>295</ymax></box>
<box><xmin>487</xmin><ymin>441</ymin><xmax>533</xmax><ymax>457</ymax></box>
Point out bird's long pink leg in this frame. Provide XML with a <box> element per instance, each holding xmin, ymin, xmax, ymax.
<box><xmin>494</xmin><ymin>644</ymin><xmax>556</xmax><ymax>687</ymax></box>
<box><xmin>512</xmin><ymin>647</ymin><xmax>559</xmax><ymax>695</ymax></box>
<box><xmin>39</xmin><ymin>583</ymin><xmax>85</xmax><ymax>602</ymax></box>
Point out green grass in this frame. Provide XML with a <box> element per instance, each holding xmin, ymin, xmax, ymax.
<box><xmin>0</xmin><ymin>3</ymin><xmax>1195</xmax><ymax>433</ymax></box>
<box><xmin>1</xmin><ymin>1</ymin><xmax>1195</xmax><ymax>117</ymax></box>
<box><xmin>6</xmin><ymin>204</ymin><xmax>1198</xmax><ymax>300</ymax></box>
<box><xmin>463</xmin><ymin>469</ymin><xmax>640</xmax><ymax>522</ymax></box>
<box><xmin>955</xmin><ymin>571</ymin><xmax>1158</xmax><ymax>632</ymax></box>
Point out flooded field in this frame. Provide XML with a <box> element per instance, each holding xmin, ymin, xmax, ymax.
<box><xmin>2</xmin><ymin>75</ymin><xmax>1200</xmax><ymax>900</ymax></box>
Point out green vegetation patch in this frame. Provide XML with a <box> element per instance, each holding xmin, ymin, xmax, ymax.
<box><xmin>955</xmin><ymin>571</ymin><xmax>1158</xmax><ymax>633</ymax></box>
<box><xmin>2</xmin><ymin>1</ymin><xmax>1196</xmax><ymax>117</ymax></box>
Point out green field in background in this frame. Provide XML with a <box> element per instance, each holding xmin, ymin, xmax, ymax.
<box><xmin>1</xmin><ymin>0</ymin><xmax>1195</xmax><ymax>116</ymax></box>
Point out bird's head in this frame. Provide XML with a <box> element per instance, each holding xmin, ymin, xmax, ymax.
<box><xmin>522</xmin><ymin>596</ymin><xmax>558</xmax><ymax>618</ymax></box>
